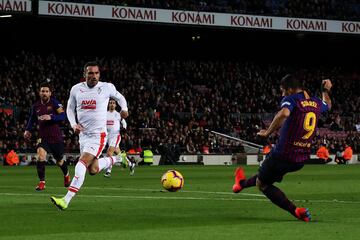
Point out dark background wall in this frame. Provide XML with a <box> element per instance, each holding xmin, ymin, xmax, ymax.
<box><xmin>1</xmin><ymin>14</ymin><xmax>359</xmax><ymax>67</ymax></box>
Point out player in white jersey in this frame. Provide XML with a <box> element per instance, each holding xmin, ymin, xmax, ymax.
<box><xmin>104</xmin><ymin>99</ymin><xmax>135</xmax><ymax>177</ymax></box>
<box><xmin>50</xmin><ymin>61</ymin><xmax>128</xmax><ymax>210</ymax></box>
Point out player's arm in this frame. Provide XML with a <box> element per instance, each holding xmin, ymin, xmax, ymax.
<box><xmin>24</xmin><ymin>105</ymin><xmax>37</xmax><ymax>139</ymax></box>
<box><xmin>66</xmin><ymin>87</ymin><xmax>83</xmax><ymax>134</ymax></box>
<box><xmin>109</xmin><ymin>83</ymin><xmax>129</xmax><ymax>119</ymax></box>
<box><xmin>121</xmin><ymin>118</ymin><xmax>127</xmax><ymax>130</ymax></box>
<box><xmin>321</xmin><ymin>79</ymin><xmax>332</xmax><ymax>111</ymax></box>
<box><xmin>257</xmin><ymin>96</ymin><xmax>294</xmax><ymax>138</ymax></box>
<box><xmin>258</xmin><ymin>108</ymin><xmax>290</xmax><ymax>138</ymax></box>
<box><xmin>39</xmin><ymin>99</ymin><xmax>66</xmax><ymax>121</ymax></box>
<box><xmin>51</xmin><ymin>99</ymin><xmax>66</xmax><ymax>121</ymax></box>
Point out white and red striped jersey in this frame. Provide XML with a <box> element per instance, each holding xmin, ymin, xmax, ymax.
<box><xmin>107</xmin><ymin>110</ymin><xmax>120</xmax><ymax>134</ymax></box>
<box><xmin>107</xmin><ymin>110</ymin><xmax>128</xmax><ymax>134</ymax></box>
<box><xmin>67</xmin><ymin>81</ymin><xmax>128</xmax><ymax>135</ymax></box>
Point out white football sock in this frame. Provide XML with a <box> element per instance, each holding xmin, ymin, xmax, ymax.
<box><xmin>98</xmin><ymin>156</ymin><xmax>115</xmax><ymax>172</ymax></box>
<box><xmin>64</xmin><ymin>160</ymin><xmax>87</xmax><ymax>204</ymax></box>
<box><xmin>106</xmin><ymin>165</ymin><xmax>113</xmax><ymax>173</ymax></box>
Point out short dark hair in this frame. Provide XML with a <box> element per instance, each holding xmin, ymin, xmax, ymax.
<box><xmin>280</xmin><ymin>74</ymin><xmax>303</xmax><ymax>90</ymax></box>
<box><xmin>83</xmin><ymin>61</ymin><xmax>100</xmax><ymax>72</ymax></box>
<box><xmin>39</xmin><ymin>82</ymin><xmax>52</xmax><ymax>91</ymax></box>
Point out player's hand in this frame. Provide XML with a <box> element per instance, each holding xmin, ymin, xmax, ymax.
<box><xmin>72</xmin><ymin>124</ymin><xmax>84</xmax><ymax>134</ymax></box>
<box><xmin>257</xmin><ymin>129</ymin><xmax>269</xmax><ymax>138</ymax></box>
<box><xmin>322</xmin><ymin>79</ymin><xmax>332</xmax><ymax>91</ymax></box>
<box><xmin>120</xmin><ymin>110</ymin><xmax>129</xmax><ymax>119</ymax></box>
<box><xmin>39</xmin><ymin>114</ymin><xmax>51</xmax><ymax>121</ymax></box>
<box><xmin>24</xmin><ymin>130</ymin><xmax>31</xmax><ymax>140</ymax></box>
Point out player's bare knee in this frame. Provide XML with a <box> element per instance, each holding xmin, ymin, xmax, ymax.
<box><xmin>88</xmin><ymin>165</ymin><xmax>98</xmax><ymax>175</ymax></box>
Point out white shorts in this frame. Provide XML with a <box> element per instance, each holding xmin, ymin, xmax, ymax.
<box><xmin>107</xmin><ymin>133</ymin><xmax>121</xmax><ymax>148</ymax></box>
<box><xmin>79</xmin><ymin>132</ymin><xmax>107</xmax><ymax>158</ymax></box>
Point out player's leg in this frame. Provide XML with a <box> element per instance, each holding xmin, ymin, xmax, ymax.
<box><xmin>87</xmin><ymin>134</ymin><xmax>121</xmax><ymax>175</ymax></box>
<box><xmin>232</xmin><ymin>167</ymin><xmax>257</xmax><ymax>193</ymax></box>
<box><xmin>233</xmin><ymin>156</ymin><xmax>273</xmax><ymax>193</ymax></box>
<box><xmin>104</xmin><ymin>146</ymin><xmax>116</xmax><ymax>177</ymax></box>
<box><xmin>127</xmin><ymin>155</ymin><xmax>136</xmax><ymax>175</ymax></box>
<box><xmin>51</xmin><ymin>143</ymin><xmax>71</xmax><ymax>187</ymax></box>
<box><xmin>233</xmin><ymin>155</ymin><xmax>280</xmax><ymax>193</ymax></box>
<box><xmin>51</xmin><ymin>134</ymin><xmax>105</xmax><ymax>209</ymax></box>
<box><xmin>256</xmin><ymin>157</ymin><xmax>310</xmax><ymax>221</ymax></box>
<box><xmin>36</xmin><ymin>146</ymin><xmax>47</xmax><ymax>191</ymax></box>
<box><xmin>90</xmin><ymin>153</ymin><xmax>121</xmax><ymax>175</ymax></box>
<box><xmin>51</xmin><ymin>152</ymin><xmax>95</xmax><ymax>210</ymax></box>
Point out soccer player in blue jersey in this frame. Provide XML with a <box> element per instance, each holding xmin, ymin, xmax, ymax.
<box><xmin>232</xmin><ymin>74</ymin><xmax>332</xmax><ymax>222</ymax></box>
<box><xmin>24</xmin><ymin>82</ymin><xmax>71</xmax><ymax>191</ymax></box>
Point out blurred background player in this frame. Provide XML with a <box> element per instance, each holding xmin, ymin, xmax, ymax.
<box><xmin>232</xmin><ymin>75</ymin><xmax>332</xmax><ymax>222</ymax></box>
<box><xmin>24</xmin><ymin>82</ymin><xmax>70</xmax><ymax>191</ymax></box>
<box><xmin>50</xmin><ymin>61</ymin><xmax>128</xmax><ymax>210</ymax></box>
<box><xmin>104</xmin><ymin>99</ymin><xmax>135</xmax><ymax>177</ymax></box>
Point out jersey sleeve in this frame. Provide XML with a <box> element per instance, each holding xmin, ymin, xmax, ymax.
<box><xmin>319</xmin><ymin>99</ymin><xmax>329</xmax><ymax>113</ymax></box>
<box><xmin>280</xmin><ymin>96</ymin><xmax>296</xmax><ymax>112</ymax></box>
<box><xmin>66</xmin><ymin>86</ymin><xmax>78</xmax><ymax>127</ymax></box>
<box><xmin>108</xmin><ymin>83</ymin><xmax>128</xmax><ymax>112</ymax></box>
<box><xmin>51</xmin><ymin>98</ymin><xmax>66</xmax><ymax>121</ymax></box>
<box><xmin>121</xmin><ymin>118</ymin><xmax>127</xmax><ymax>129</ymax></box>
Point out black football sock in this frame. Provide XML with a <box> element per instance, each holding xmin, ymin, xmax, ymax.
<box><xmin>36</xmin><ymin>161</ymin><xmax>46</xmax><ymax>181</ymax></box>
<box><xmin>240</xmin><ymin>174</ymin><xmax>257</xmax><ymax>189</ymax></box>
<box><xmin>59</xmin><ymin>161</ymin><xmax>69</xmax><ymax>176</ymax></box>
<box><xmin>262</xmin><ymin>185</ymin><xmax>297</xmax><ymax>216</ymax></box>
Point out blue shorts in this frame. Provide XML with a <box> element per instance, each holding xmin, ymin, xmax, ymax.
<box><xmin>37</xmin><ymin>140</ymin><xmax>64</xmax><ymax>161</ymax></box>
<box><xmin>258</xmin><ymin>153</ymin><xmax>304</xmax><ymax>185</ymax></box>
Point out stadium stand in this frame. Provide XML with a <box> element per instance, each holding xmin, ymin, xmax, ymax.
<box><xmin>0</xmin><ymin>53</ymin><xmax>359</xmax><ymax>156</ymax></box>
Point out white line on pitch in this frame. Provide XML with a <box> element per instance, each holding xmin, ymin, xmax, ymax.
<box><xmin>80</xmin><ymin>187</ymin><xmax>266</xmax><ymax>197</ymax></box>
<box><xmin>0</xmin><ymin>185</ymin><xmax>265</xmax><ymax>197</ymax></box>
<box><xmin>0</xmin><ymin>192</ymin><xmax>267</xmax><ymax>202</ymax></box>
<box><xmin>0</xmin><ymin>192</ymin><xmax>360</xmax><ymax>205</ymax></box>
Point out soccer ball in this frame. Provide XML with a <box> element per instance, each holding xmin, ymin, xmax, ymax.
<box><xmin>161</xmin><ymin>170</ymin><xmax>184</xmax><ymax>192</ymax></box>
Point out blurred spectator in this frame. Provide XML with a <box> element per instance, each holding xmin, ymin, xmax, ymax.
<box><xmin>0</xmin><ymin>52</ymin><xmax>359</xmax><ymax>154</ymax></box>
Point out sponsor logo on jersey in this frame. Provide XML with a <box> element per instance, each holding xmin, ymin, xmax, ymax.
<box><xmin>81</xmin><ymin>99</ymin><xmax>97</xmax><ymax>109</ymax></box>
<box><xmin>107</xmin><ymin>120</ymin><xmax>115</xmax><ymax>125</ymax></box>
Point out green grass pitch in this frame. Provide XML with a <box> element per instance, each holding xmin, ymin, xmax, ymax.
<box><xmin>0</xmin><ymin>165</ymin><xmax>360</xmax><ymax>240</ymax></box>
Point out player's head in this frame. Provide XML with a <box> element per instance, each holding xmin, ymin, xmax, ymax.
<box><xmin>108</xmin><ymin>99</ymin><xmax>117</xmax><ymax>111</ymax></box>
<box><xmin>39</xmin><ymin>82</ymin><xmax>52</xmax><ymax>102</ymax></box>
<box><xmin>280</xmin><ymin>74</ymin><xmax>303</xmax><ymax>96</ymax></box>
<box><xmin>83</xmin><ymin>61</ymin><xmax>100</xmax><ymax>88</ymax></box>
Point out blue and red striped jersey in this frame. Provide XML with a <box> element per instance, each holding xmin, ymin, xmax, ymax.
<box><xmin>272</xmin><ymin>91</ymin><xmax>329</xmax><ymax>163</ymax></box>
<box><xmin>26</xmin><ymin>97</ymin><xmax>65</xmax><ymax>144</ymax></box>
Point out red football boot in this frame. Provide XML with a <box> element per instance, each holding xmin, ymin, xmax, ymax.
<box><xmin>64</xmin><ymin>174</ymin><xmax>71</xmax><ymax>188</ymax></box>
<box><xmin>295</xmin><ymin>208</ymin><xmax>312</xmax><ymax>222</ymax></box>
<box><xmin>35</xmin><ymin>181</ymin><xmax>46</xmax><ymax>191</ymax></box>
<box><xmin>232</xmin><ymin>167</ymin><xmax>246</xmax><ymax>193</ymax></box>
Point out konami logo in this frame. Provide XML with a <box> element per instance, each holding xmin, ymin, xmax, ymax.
<box><xmin>81</xmin><ymin>99</ymin><xmax>96</xmax><ymax>109</ymax></box>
